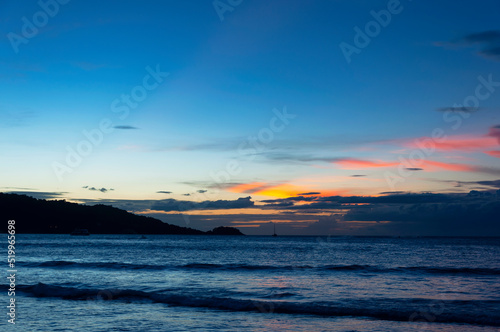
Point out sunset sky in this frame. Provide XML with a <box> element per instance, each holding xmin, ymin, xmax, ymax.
<box><xmin>1</xmin><ymin>0</ymin><xmax>499</xmax><ymax>235</ymax></box>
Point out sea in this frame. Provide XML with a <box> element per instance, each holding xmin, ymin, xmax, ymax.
<box><xmin>1</xmin><ymin>235</ymin><xmax>499</xmax><ymax>331</ymax></box>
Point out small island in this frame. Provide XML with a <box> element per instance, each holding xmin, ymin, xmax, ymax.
<box><xmin>0</xmin><ymin>193</ymin><xmax>244</xmax><ymax>236</ymax></box>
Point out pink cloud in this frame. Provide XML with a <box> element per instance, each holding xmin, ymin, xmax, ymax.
<box><xmin>485</xmin><ymin>150</ymin><xmax>500</xmax><ymax>158</ymax></box>
<box><xmin>406</xmin><ymin>135</ymin><xmax>498</xmax><ymax>152</ymax></box>
<box><xmin>421</xmin><ymin>160</ymin><xmax>475</xmax><ymax>172</ymax></box>
<box><xmin>333</xmin><ymin>158</ymin><xmax>398</xmax><ymax>170</ymax></box>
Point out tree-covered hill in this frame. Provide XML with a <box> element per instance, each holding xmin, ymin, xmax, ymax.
<box><xmin>0</xmin><ymin>193</ymin><xmax>244</xmax><ymax>235</ymax></box>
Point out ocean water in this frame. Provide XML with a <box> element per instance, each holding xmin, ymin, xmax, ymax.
<box><xmin>1</xmin><ymin>235</ymin><xmax>499</xmax><ymax>331</ymax></box>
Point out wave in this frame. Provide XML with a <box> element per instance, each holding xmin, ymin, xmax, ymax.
<box><xmin>21</xmin><ymin>261</ymin><xmax>166</xmax><ymax>270</ymax></box>
<box><xmin>8</xmin><ymin>283</ymin><xmax>500</xmax><ymax>326</ymax></box>
<box><xmin>19</xmin><ymin>261</ymin><xmax>500</xmax><ymax>275</ymax></box>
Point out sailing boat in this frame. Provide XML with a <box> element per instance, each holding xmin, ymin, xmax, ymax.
<box><xmin>272</xmin><ymin>222</ymin><xmax>277</xmax><ymax>237</ymax></box>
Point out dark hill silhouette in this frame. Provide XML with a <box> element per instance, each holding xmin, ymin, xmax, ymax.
<box><xmin>0</xmin><ymin>193</ymin><xmax>244</xmax><ymax>235</ymax></box>
<box><xmin>206</xmin><ymin>226</ymin><xmax>245</xmax><ymax>235</ymax></box>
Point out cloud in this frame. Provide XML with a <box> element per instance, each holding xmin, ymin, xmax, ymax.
<box><xmin>461</xmin><ymin>30</ymin><xmax>500</xmax><ymax>44</ymax></box>
<box><xmin>228</xmin><ymin>182</ymin><xmax>274</xmax><ymax>194</ymax></box>
<box><xmin>228</xmin><ymin>182</ymin><xmax>347</xmax><ymax>198</ymax></box>
<box><xmin>197</xmin><ymin>190</ymin><xmax>208</xmax><ymax>194</ymax></box>
<box><xmin>488</xmin><ymin>125</ymin><xmax>500</xmax><ymax>143</ymax></box>
<box><xmin>421</xmin><ymin>160</ymin><xmax>474</xmax><ymax>172</ymax></box>
<box><xmin>2</xmin><ymin>191</ymin><xmax>67</xmax><ymax>200</ymax></box>
<box><xmin>298</xmin><ymin>192</ymin><xmax>320</xmax><ymax>196</ymax></box>
<box><xmin>151</xmin><ymin>196</ymin><xmax>254</xmax><ymax>212</ymax></box>
<box><xmin>183</xmin><ymin>193</ymin><xmax>191</xmax><ymax>196</ymax></box>
<box><xmin>485</xmin><ymin>151</ymin><xmax>500</xmax><ymax>158</ymax></box>
<box><xmin>436</xmin><ymin>107</ymin><xmax>479</xmax><ymax>113</ymax></box>
<box><xmin>325</xmin><ymin>157</ymin><xmax>500</xmax><ymax>175</ymax></box>
<box><xmin>341</xmin><ymin>196</ymin><xmax>500</xmax><ymax>236</ymax></box>
<box><xmin>480</xmin><ymin>46</ymin><xmax>500</xmax><ymax>60</ymax></box>
<box><xmin>405</xmin><ymin>134</ymin><xmax>498</xmax><ymax>152</ymax></box>
<box><xmin>113</xmin><ymin>125</ymin><xmax>139</xmax><ymax>130</ymax></box>
<box><xmin>156</xmin><ymin>191</ymin><xmax>172</xmax><ymax>194</ymax></box>
<box><xmin>458</xmin><ymin>179</ymin><xmax>500</xmax><ymax>189</ymax></box>
<box><xmin>83</xmin><ymin>186</ymin><xmax>113</xmax><ymax>193</ymax></box>
<box><xmin>436</xmin><ymin>30</ymin><xmax>500</xmax><ymax>61</ymax></box>
<box><xmin>350</xmin><ymin>174</ymin><xmax>366</xmax><ymax>177</ymax></box>
<box><xmin>333</xmin><ymin>158</ymin><xmax>398</xmax><ymax>169</ymax></box>
<box><xmin>72</xmin><ymin>190</ymin><xmax>500</xmax><ymax>236</ymax></box>
<box><xmin>379</xmin><ymin>191</ymin><xmax>407</xmax><ymax>195</ymax></box>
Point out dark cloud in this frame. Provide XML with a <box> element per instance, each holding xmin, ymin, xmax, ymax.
<box><xmin>259</xmin><ymin>192</ymin><xmax>472</xmax><ymax>211</ymax></box>
<box><xmin>74</xmin><ymin>189</ymin><xmax>500</xmax><ymax>235</ymax></box>
<box><xmin>342</xmin><ymin>198</ymin><xmax>500</xmax><ymax>236</ymax></box>
<box><xmin>488</xmin><ymin>125</ymin><xmax>500</xmax><ymax>143</ymax></box>
<box><xmin>298</xmin><ymin>192</ymin><xmax>320</xmax><ymax>196</ymax></box>
<box><xmin>151</xmin><ymin>196</ymin><xmax>254</xmax><ymax>212</ymax></box>
<box><xmin>78</xmin><ymin>196</ymin><xmax>255</xmax><ymax>213</ymax></box>
<box><xmin>183</xmin><ymin>193</ymin><xmax>191</xmax><ymax>196</ymax></box>
<box><xmin>156</xmin><ymin>191</ymin><xmax>172</xmax><ymax>194</ymax></box>
<box><xmin>481</xmin><ymin>46</ymin><xmax>500</xmax><ymax>59</ymax></box>
<box><xmin>379</xmin><ymin>191</ymin><xmax>407</xmax><ymax>195</ymax></box>
<box><xmin>350</xmin><ymin>175</ymin><xmax>366</xmax><ymax>177</ymax></box>
<box><xmin>3</xmin><ymin>191</ymin><xmax>66</xmax><ymax>200</ymax></box>
<box><xmin>475</xmin><ymin>180</ymin><xmax>500</xmax><ymax>189</ymax></box>
<box><xmin>457</xmin><ymin>179</ymin><xmax>500</xmax><ymax>189</ymax></box>
<box><xmin>437</xmin><ymin>30</ymin><xmax>500</xmax><ymax>61</ymax></box>
<box><xmin>472</xmin><ymin>166</ymin><xmax>500</xmax><ymax>176</ymax></box>
<box><xmin>260</xmin><ymin>196</ymin><xmax>318</xmax><ymax>204</ymax></box>
<box><xmin>84</xmin><ymin>186</ymin><xmax>113</xmax><ymax>193</ymax></box>
<box><xmin>262</xmin><ymin>190</ymin><xmax>500</xmax><ymax>235</ymax></box>
<box><xmin>113</xmin><ymin>125</ymin><xmax>139</xmax><ymax>130</ymax></box>
<box><xmin>405</xmin><ymin>168</ymin><xmax>423</xmax><ymax>171</ymax></box>
<box><xmin>197</xmin><ymin>190</ymin><xmax>208</xmax><ymax>194</ymax></box>
<box><xmin>462</xmin><ymin>30</ymin><xmax>500</xmax><ymax>44</ymax></box>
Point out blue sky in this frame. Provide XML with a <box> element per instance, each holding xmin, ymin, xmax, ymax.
<box><xmin>1</xmin><ymin>0</ymin><xmax>499</xmax><ymax>235</ymax></box>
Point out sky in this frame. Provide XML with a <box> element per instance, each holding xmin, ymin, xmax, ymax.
<box><xmin>1</xmin><ymin>0</ymin><xmax>499</xmax><ymax>235</ymax></box>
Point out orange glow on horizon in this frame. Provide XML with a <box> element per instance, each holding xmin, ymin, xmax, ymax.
<box><xmin>228</xmin><ymin>181</ymin><xmax>350</xmax><ymax>199</ymax></box>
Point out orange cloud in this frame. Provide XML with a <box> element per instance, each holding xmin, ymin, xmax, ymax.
<box><xmin>228</xmin><ymin>182</ymin><xmax>349</xmax><ymax>198</ymax></box>
<box><xmin>254</xmin><ymin>184</ymin><xmax>304</xmax><ymax>198</ymax></box>
<box><xmin>485</xmin><ymin>150</ymin><xmax>500</xmax><ymax>158</ymax></box>
<box><xmin>229</xmin><ymin>182</ymin><xmax>269</xmax><ymax>194</ymax></box>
